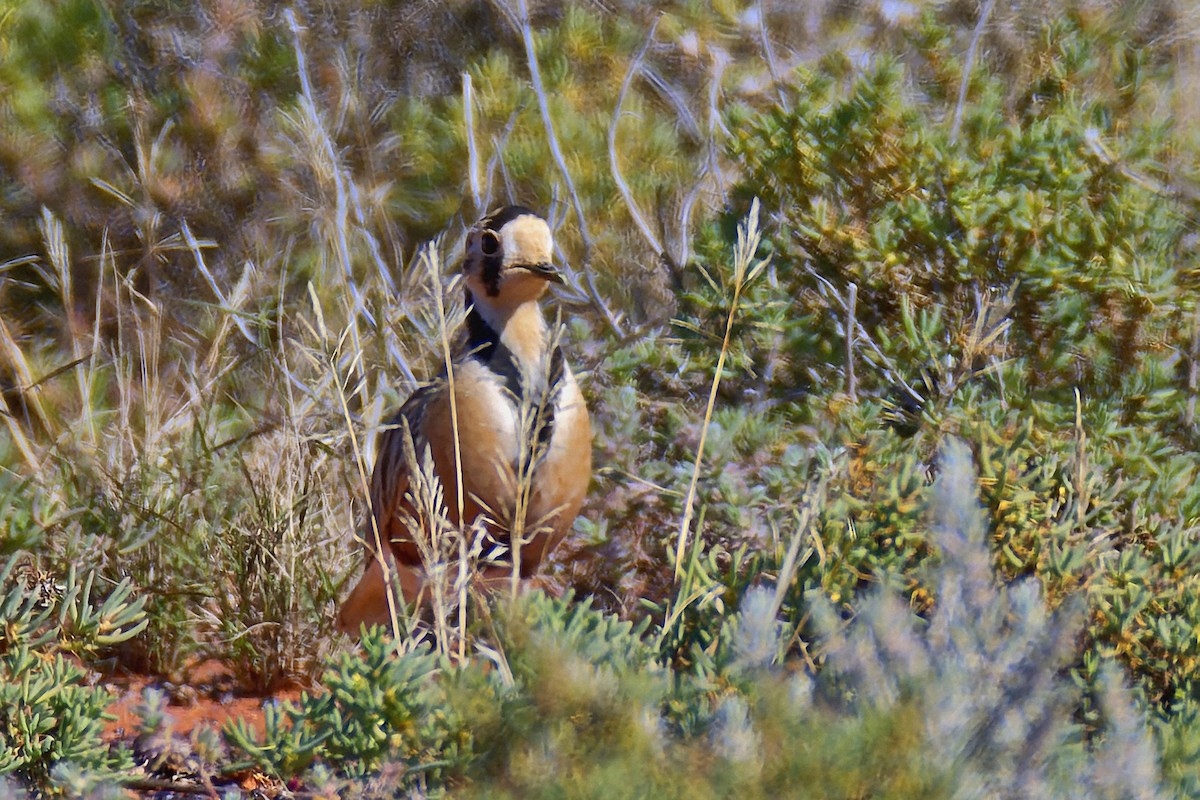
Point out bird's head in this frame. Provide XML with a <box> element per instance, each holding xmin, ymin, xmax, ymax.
<box><xmin>463</xmin><ymin>206</ymin><xmax>563</xmax><ymax>307</ymax></box>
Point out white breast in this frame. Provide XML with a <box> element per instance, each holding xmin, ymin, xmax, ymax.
<box><xmin>454</xmin><ymin>358</ymin><xmax>520</xmax><ymax>463</ymax></box>
<box><xmin>447</xmin><ymin>356</ymin><xmax>588</xmax><ymax>538</ymax></box>
<box><xmin>544</xmin><ymin>369</ymin><xmax>586</xmax><ymax>462</ymax></box>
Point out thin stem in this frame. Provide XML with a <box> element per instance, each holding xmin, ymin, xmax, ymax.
<box><xmin>845</xmin><ymin>282</ymin><xmax>858</xmax><ymax>401</ymax></box>
<box><xmin>310</xmin><ymin>283</ymin><xmax>402</xmax><ymax>645</ymax></box>
<box><xmin>285</xmin><ymin>8</ymin><xmax>352</xmax><ymax>284</ymax></box>
<box><xmin>951</xmin><ymin>0</ymin><xmax>996</xmax><ymax>144</ymax></box>
<box><xmin>514</xmin><ymin>0</ymin><xmax>590</xmax><ymax>252</ymax></box>
<box><xmin>425</xmin><ymin>246</ymin><xmax>465</xmax><ymax>658</ymax></box>
<box><xmin>514</xmin><ymin>0</ymin><xmax>624</xmax><ymax>336</ymax></box>
<box><xmin>769</xmin><ymin>470</ymin><xmax>834</xmax><ymax>631</ymax></box>
<box><xmin>609</xmin><ymin>17</ymin><xmax>664</xmax><ymax>257</ymax></box>
<box><xmin>757</xmin><ymin>0</ymin><xmax>789</xmax><ymax>111</ymax></box>
<box><xmin>673</xmin><ymin>200</ymin><xmax>767</xmax><ymax>580</ymax></box>
<box><xmin>464</xmin><ymin>72</ymin><xmax>482</xmax><ymax>218</ymax></box>
<box><xmin>1188</xmin><ymin>305</ymin><xmax>1200</xmax><ymax>427</ymax></box>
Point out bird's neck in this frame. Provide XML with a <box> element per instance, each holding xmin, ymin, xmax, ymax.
<box><xmin>466</xmin><ymin>296</ymin><xmax>550</xmax><ymax>373</ymax></box>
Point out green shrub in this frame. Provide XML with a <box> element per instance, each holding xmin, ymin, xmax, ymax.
<box><xmin>224</xmin><ymin>448</ymin><xmax>1167</xmax><ymax>797</ymax></box>
<box><xmin>675</xmin><ymin>9</ymin><xmax>1200</xmax><ymax>722</ymax></box>
<box><xmin>0</xmin><ymin>555</ymin><xmax>145</xmax><ymax>793</ymax></box>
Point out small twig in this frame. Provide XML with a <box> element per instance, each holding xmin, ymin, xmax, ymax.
<box><xmin>674</xmin><ymin>162</ymin><xmax>710</xmax><ymax>269</ymax></box>
<box><xmin>1187</xmin><ymin>305</ymin><xmax>1200</xmax><ymax>427</ymax></box>
<box><xmin>485</xmin><ymin>0</ymin><xmax>520</xmax><ymax>31</ymax></box>
<box><xmin>515</xmin><ymin>0</ymin><xmax>590</xmax><ymax>252</ymax></box>
<box><xmin>463</xmin><ymin>72</ymin><xmax>482</xmax><ymax>217</ymax></box>
<box><xmin>514</xmin><ymin>0</ymin><xmax>624</xmax><ymax>336</ymax></box>
<box><xmin>123</xmin><ymin>775</ymin><xmax>334</xmax><ymax>799</ymax></box>
<box><xmin>706</xmin><ymin>47</ymin><xmax>732</xmax><ymax>141</ymax></box>
<box><xmin>122</xmin><ymin>777</ymin><xmax>219</xmax><ymax>798</ymax></box>
<box><xmin>482</xmin><ymin>105</ymin><xmax>523</xmax><ymax>211</ymax></box>
<box><xmin>15</xmin><ymin>354</ymin><xmax>93</xmax><ymax>393</ymax></box>
<box><xmin>638</xmin><ymin>66</ymin><xmax>703</xmax><ymax>143</ymax></box>
<box><xmin>757</xmin><ymin>0</ymin><xmax>790</xmax><ymax>111</ymax></box>
<box><xmin>950</xmin><ymin>0</ymin><xmax>996</xmax><ymax>144</ymax></box>
<box><xmin>1073</xmin><ymin>387</ymin><xmax>1088</xmax><ymax>532</ymax></box>
<box><xmin>770</xmin><ymin>468</ymin><xmax>834</xmax><ymax>626</ymax></box>
<box><xmin>808</xmin><ymin>267</ymin><xmax>922</xmax><ymax>403</ymax></box>
<box><xmin>845</xmin><ymin>282</ymin><xmax>858</xmax><ymax>401</ymax></box>
<box><xmin>704</xmin><ymin>46</ymin><xmax>730</xmax><ymax>204</ymax></box>
<box><xmin>609</xmin><ymin>16</ymin><xmax>665</xmax><ymax>257</ymax></box>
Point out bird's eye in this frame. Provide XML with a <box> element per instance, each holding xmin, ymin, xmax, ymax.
<box><xmin>480</xmin><ymin>230</ymin><xmax>501</xmax><ymax>256</ymax></box>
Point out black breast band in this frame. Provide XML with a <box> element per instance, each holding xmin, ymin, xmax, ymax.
<box><xmin>465</xmin><ymin>304</ymin><xmax>564</xmax><ymax>452</ymax></box>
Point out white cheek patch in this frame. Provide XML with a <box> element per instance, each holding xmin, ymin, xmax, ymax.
<box><xmin>501</xmin><ymin>216</ymin><xmax>554</xmax><ymax>267</ymax></box>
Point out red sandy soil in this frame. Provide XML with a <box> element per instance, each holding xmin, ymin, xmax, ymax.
<box><xmin>102</xmin><ymin>659</ymin><xmax>309</xmax><ymax>742</ymax></box>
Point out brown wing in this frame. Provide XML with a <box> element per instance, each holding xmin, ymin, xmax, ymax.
<box><xmin>359</xmin><ymin>362</ymin><xmax>513</xmax><ymax>572</ymax></box>
<box><xmin>364</xmin><ymin>384</ymin><xmax>441</xmax><ymax>567</ymax></box>
<box><xmin>337</xmin><ymin>360</ymin><xmax>592</xmax><ymax>634</ymax></box>
<box><xmin>336</xmin><ymin>385</ymin><xmax>439</xmax><ymax>634</ymax></box>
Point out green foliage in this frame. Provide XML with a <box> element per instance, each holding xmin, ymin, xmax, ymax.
<box><xmin>225</xmin><ymin>629</ymin><xmax>446</xmax><ymax>780</ymax></box>
<box><xmin>579</xmin><ymin>8</ymin><xmax>1200</xmax><ymax>796</ymax></box>
<box><xmin>226</xmin><ymin>476</ymin><xmax>1164</xmax><ymax>797</ymax></box>
<box><xmin>223</xmin><ymin>594</ymin><xmax>655</xmax><ymax>789</ymax></box>
<box><xmin>498</xmin><ymin>589</ymin><xmax>654</xmax><ymax>675</ymax></box>
<box><xmin>0</xmin><ymin>555</ymin><xmax>144</xmax><ymax>792</ymax></box>
<box><xmin>724</xmin><ymin>43</ymin><xmax>1191</xmax><ymax>407</ymax></box>
<box><xmin>665</xmin><ymin>6</ymin><xmax>1200</xmax><ymax>720</ymax></box>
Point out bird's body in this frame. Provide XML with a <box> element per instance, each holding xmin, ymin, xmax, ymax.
<box><xmin>336</xmin><ymin>207</ymin><xmax>592</xmax><ymax>634</ymax></box>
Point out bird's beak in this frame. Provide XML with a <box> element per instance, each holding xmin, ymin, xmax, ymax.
<box><xmin>523</xmin><ymin>262</ymin><xmax>565</xmax><ymax>284</ymax></box>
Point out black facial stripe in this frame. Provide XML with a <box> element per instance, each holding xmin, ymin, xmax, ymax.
<box><xmin>481</xmin><ymin>251</ymin><xmax>504</xmax><ymax>297</ymax></box>
<box><xmin>481</xmin><ymin>204</ymin><xmax>540</xmax><ymax>231</ymax></box>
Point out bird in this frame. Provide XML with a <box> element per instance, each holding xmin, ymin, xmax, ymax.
<box><xmin>336</xmin><ymin>206</ymin><xmax>592</xmax><ymax>634</ymax></box>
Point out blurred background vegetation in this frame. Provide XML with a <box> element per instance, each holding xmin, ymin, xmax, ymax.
<box><xmin>4</xmin><ymin>0</ymin><xmax>1200</xmax><ymax>796</ymax></box>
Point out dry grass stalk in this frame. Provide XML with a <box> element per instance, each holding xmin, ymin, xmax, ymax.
<box><xmin>672</xmin><ymin>199</ymin><xmax>769</xmax><ymax>581</ymax></box>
